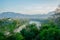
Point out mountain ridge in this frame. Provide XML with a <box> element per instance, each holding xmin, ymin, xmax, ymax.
<box><xmin>0</xmin><ymin>12</ymin><xmax>54</xmax><ymax>19</ymax></box>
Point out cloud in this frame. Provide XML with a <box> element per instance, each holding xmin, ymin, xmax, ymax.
<box><xmin>0</xmin><ymin>4</ymin><xmax>58</xmax><ymax>14</ymax></box>
<box><xmin>18</xmin><ymin>5</ymin><xmax>57</xmax><ymax>14</ymax></box>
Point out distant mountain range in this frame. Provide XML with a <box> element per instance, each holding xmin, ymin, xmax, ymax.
<box><xmin>0</xmin><ymin>12</ymin><xmax>54</xmax><ymax>19</ymax></box>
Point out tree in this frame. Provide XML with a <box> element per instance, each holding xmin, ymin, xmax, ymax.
<box><xmin>7</xmin><ymin>33</ymin><xmax>24</xmax><ymax>40</ymax></box>
<box><xmin>53</xmin><ymin>5</ymin><xmax>60</xmax><ymax>27</ymax></box>
<box><xmin>21</xmin><ymin>23</ymin><xmax>39</xmax><ymax>40</ymax></box>
<box><xmin>39</xmin><ymin>28</ymin><xmax>60</xmax><ymax>40</ymax></box>
<box><xmin>0</xmin><ymin>32</ymin><xmax>6</xmax><ymax>40</ymax></box>
<box><xmin>39</xmin><ymin>21</ymin><xmax>60</xmax><ymax>40</ymax></box>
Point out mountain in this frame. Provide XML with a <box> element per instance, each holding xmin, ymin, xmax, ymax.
<box><xmin>0</xmin><ymin>12</ymin><xmax>54</xmax><ymax>19</ymax></box>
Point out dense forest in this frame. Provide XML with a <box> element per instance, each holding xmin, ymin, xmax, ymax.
<box><xmin>0</xmin><ymin>5</ymin><xmax>60</xmax><ymax>40</ymax></box>
<box><xmin>0</xmin><ymin>12</ymin><xmax>60</xmax><ymax>40</ymax></box>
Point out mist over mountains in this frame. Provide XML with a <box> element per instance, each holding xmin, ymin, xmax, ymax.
<box><xmin>0</xmin><ymin>12</ymin><xmax>54</xmax><ymax>19</ymax></box>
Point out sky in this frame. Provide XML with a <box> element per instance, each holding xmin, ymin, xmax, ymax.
<box><xmin>0</xmin><ymin>0</ymin><xmax>60</xmax><ymax>14</ymax></box>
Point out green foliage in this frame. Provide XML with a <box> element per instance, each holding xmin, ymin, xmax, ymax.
<box><xmin>0</xmin><ymin>18</ymin><xmax>28</xmax><ymax>33</ymax></box>
<box><xmin>0</xmin><ymin>32</ymin><xmax>6</xmax><ymax>40</ymax></box>
<box><xmin>40</xmin><ymin>20</ymin><xmax>57</xmax><ymax>30</ymax></box>
<box><xmin>55</xmin><ymin>17</ymin><xmax>60</xmax><ymax>27</ymax></box>
<box><xmin>39</xmin><ymin>20</ymin><xmax>60</xmax><ymax>40</ymax></box>
<box><xmin>7</xmin><ymin>33</ymin><xmax>24</xmax><ymax>40</ymax></box>
<box><xmin>39</xmin><ymin>28</ymin><xmax>60</xmax><ymax>40</ymax></box>
<box><xmin>0</xmin><ymin>18</ymin><xmax>16</xmax><ymax>32</ymax></box>
<box><xmin>21</xmin><ymin>24</ymin><xmax>39</xmax><ymax>40</ymax></box>
<box><xmin>0</xmin><ymin>18</ymin><xmax>60</xmax><ymax>40</ymax></box>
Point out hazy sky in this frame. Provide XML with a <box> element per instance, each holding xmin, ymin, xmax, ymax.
<box><xmin>0</xmin><ymin>0</ymin><xmax>60</xmax><ymax>14</ymax></box>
